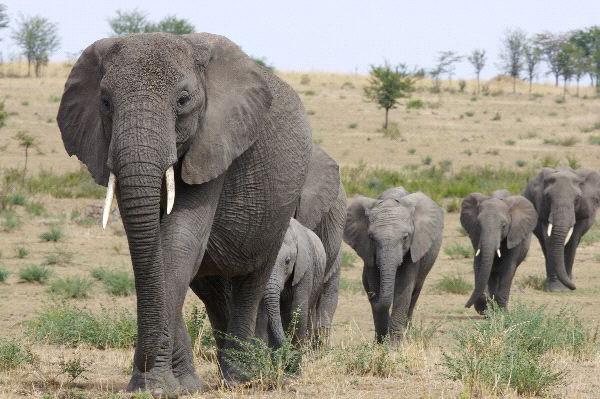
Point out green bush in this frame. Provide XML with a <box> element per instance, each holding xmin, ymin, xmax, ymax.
<box><xmin>49</xmin><ymin>276</ymin><xmax>93</xmax><ymax>299</ymax></box>
<box><xmin>588</xmin><ymin>135</ymin><xmax>600</xmax><ymax>145</ymax></box>
<box><xmin>464</xmin><ymin>110</ymin><xmax>475</xmax><ymax>117</ymax></box>
<box><xmin>543</xmin><ymin>136</ymin><xmax>579</xmax><ymax>146</ymax></box>
<box><xmin>28</xmin><ymin>303</ymin><xmax>136</xmax><ymax>349</ymax></box>
<box><xmin>334</xmin><ymin>340</ymin><xmax>404</xmax><ymax>377</ymax></box>
<box><xmin>1</xmin><ymin>209</ymin><xmax>22</xmax><ymax>232</ymax></box>
<box><xmin>443</xmin><ymin>303</ymin><xmax>596</xmax><ymax>396</ymax></box>
<box><xmin>19</xmin><ymin>265</ymin><xmax>52</xmax><ymax>283</ymax></box>
<box><xmin>435</xmin><ymin>274</ymin><xmax>472</xmax><ymax>294</ymax></box>
<box><xmin>40</xmin><ymin>225</ymin><xmax>64</xmax><ymax>242</ymax></box>
<box><xmin>91</xmin><ymin>267</ymin><xmax>135</xmax><ymax>296</ymax></box>
<box><xmin>25</xmin><ymin>200</ymin><xmax>46</xmax><ymax>216</ymax></box>
<box><xmin>0</xmin><ymin>339</ymin><xmax>34</xmax><ymax>371</ymax></box>
<box><xmin>186</xmin><ymin>305</ymin><xmax>216</xmax><ymax>361</ymax></box>
<box><xmin>44</xmin><ymin>250</ymin><xmax>73</xmax><ymax>266</ymax></box>
<box><xmin>0</xmin><ymin>100</ymin><xmax>8</xmax><ymax>128</ymax></box>
<box><xmin>16</xmin><ymin>246</ymin><xmax>29</xmax><ymax>258</ymax></box>
<box><xmin>341</xmin><ymin>250</ymin><xmax>358</xmax><ymax>269</ymax></box>
<box><xmin>406</xmin><ymin>98</ymin><xmax>424</xmax><ymax>109</ymax></box>
<box><xmin>444</xmin><ymin>243</ymin><xmax>473</xmax><ymax>259</ymax></box>
<box><xmin>347</xmin><ymin>122</ymin><xmax>358</xmax><ymax>129</ymax></box>
<box><xmin>6</xmin><ymin>192</ymin><xmax>26</xmax><ymax>206</ymax></box>
<box><xmin>0</xmin><ymin>266</ymin><xmax>9</xmax><ymax>283</ymax></box>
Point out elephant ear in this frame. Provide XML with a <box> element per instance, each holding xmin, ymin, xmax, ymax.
<box><xmin>290</xmin><ymin>220</ymin><xmax>325</xmax><ymax>286</ymax></box>
<box><xmin>401</xmin><ymin>192</ymin><xmax>444</xmax><ymax>263</ymax></box>
<box><xmin>378</xmin><ymin>186</ymin><xmax>409</xmax><ymax>202</ymax></box>
<box><xmin>460</xmin><ymin>193</ymin><xmax>489</xmax><ymax>249</ymax></box>
<box><xmin>523</xmin><ymin>167</ymin><xmax>555</xmax><ymax>213</ymax></box>
<box><xmin>343</xmin><ymin>195</ymin><xmax>376</xmax><ymax>263</ymax></box>
<box><xmin>504</xmin><ymin>195</ymin><xmax>538</xmax><ymax>249</ymax></box>
<box><xmin>181</xmin><ymin>33</ymin><xmax>273</xmax><ymax>185</ymax></box>
<box><xmin>577</xmin><ymin>169</ymin><xmax>600</xmax><ymax>216</ymax></box>
<box><xmin>296</xmin><ymin>146</ymin><xmax>341</xmax><ymax>230</ymax></box>
<box><xmin>56</xmin><ymin>38</ymin><xmax>119</xmax><ymax>186</ymax></box>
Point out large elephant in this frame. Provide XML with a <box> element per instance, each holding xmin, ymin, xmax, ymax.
<box><xmin>256</xmin><ymin>218</ymin><xmax>326</xmax><ymax>348</ymax></box>
<box><xmin>523</xmin><ymin>168</ymin><xmax>600</xmax><ymax>291</ymax></box>
<box><xmin>343</xmin><ymin>188</ymin><xmax>444</xmax><ymax>343</ymax></box>
<box><xmin>57</xmin><ymin>33</ymin><xmax>312</xmax><ymax>395</ymax></box>
<box><xmin>461</xmin><ymin>190</ymin><xmax>537</xmax><ymax>314</ymax></box>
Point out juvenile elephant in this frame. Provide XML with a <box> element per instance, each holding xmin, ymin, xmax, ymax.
<box><xmin>57</xmin><ymin>33</ymin><xmax>312</xmax><ymax>395</ymax></box>
<box><xmin>343</xmin><ymin>188</ymin><xmax>444</xmax><ymax>343</ymax></box>
<box><xmin>523</xmin><ymin>168</ymin><xmax>600</xmax><ymax>291</ymax></box>
<box><xmin>256</xmin><ymin>218</ymin><xmax>326</xmax><ymax>348</ymax></box>
<box><xmin>460</xmin><ymin>191</ymin><xmax>538</xmax><ymax>314</ymax></box>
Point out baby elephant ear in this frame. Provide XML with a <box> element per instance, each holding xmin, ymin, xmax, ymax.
<box><xmin>460</xmin><ymin>193</ymin><xmax>488</xmax><ymax>248</ymax></box>
<box><xmin>181</xmin><ymin>33</ymin><xmax>273</xmax><ymax>185</ymax></box>
<box><xmin>343</xmin><ymin>195</ymin><xmax>376</xmax><ymax>261</ymax></box>
<box><xmin>57</xmin><ymin>38</ymin><xmax>119</xmax><ymax>186</ymax></box>
<box><xmin>505</xmin><ymin>195</ymin><xmax>538</xmax><ymax>249</ymax></box>
<box><xmin>290</xmin><ymin>220</ymin><xmax>325</xmax><ymax>286</ymax></box>
<box><xmin>401</xmin><ymin>192</ymin><xmax>444</xmax><ymax>263</ymax></box>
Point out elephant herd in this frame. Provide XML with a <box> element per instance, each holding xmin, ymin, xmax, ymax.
<box><xmin>55</xmin><ymin>32</ymin><xmax>600</xmax><ymax>396</ymax></box>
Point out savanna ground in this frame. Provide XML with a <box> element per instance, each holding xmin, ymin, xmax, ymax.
<box><xmin>1</xmin><ymin>62</ymin><xmax>600</xmax><ymax>398</ymax></box>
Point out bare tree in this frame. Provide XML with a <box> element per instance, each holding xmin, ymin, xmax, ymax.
<box><xmin>12</xmin><ymin>15</ymin><xmax>60</xmax><ymax>77</ymax></box>
<box><xmin>430</xmin><ymin>51</ymin><xmax>462</xmax><ymax>92</ymax></box>
<box><xmin>499</xmin><ymin>28</ymin><xmax>526</xmax><ymax>93</ymax></box>
<box><xmin>522</xmin><ymin>40</ymin><xmax>541</xmax><ymax>94</ymax></box>
<box><xmin>0</xmin><ymin>4</ymin><xmax>8</xmax><ymax>32</ymax></box>
<box><xmin>467</xmin><ymin>49</ymin><xmax>486</xmax><ymax>94</ymax></box>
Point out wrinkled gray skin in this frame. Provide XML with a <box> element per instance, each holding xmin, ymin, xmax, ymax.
<box><xmin>524</xmin><ymin>168</ymin><xmax>600</xmax><ymax>292</ymax></box>
<box><xmin>256</xmin><ymin>218</ymin><xmax>326</xmax><ymax>348</ymax></box>
<box><xmin>57</xmin><ymin>33</ymin><xmax>312</xmax><ymax>396</ymax></box>
<box><xmin>344</xmin><ymin>188</ymin><xmax>444</xmax><ymax>343</ymax></box>
<box><xmin>461</xmin><ymin>190</ymin><xmax>538</xmax><ymax>314</ymax></box>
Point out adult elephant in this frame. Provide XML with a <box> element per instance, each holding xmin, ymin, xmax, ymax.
<box><xmin>461</xmin><ymin>191</ymin><xmax>537</xmax><ymax>314</ymax></box>
<box><xmin>523</xmin><ymin>168</ymin><xmax>600</xmax><ymax>291</ymax></box>
<box><xmin>57</xmin><ymin>33</ymin><xmax>312</xmax><ymax>395</ymax></box>
<box><xmin>343</xmin><ymin>188</ymin><xmax>444</xmax><ymax>343</ymax></box>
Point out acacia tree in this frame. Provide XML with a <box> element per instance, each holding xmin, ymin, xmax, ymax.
<box><xmin>522</xmin><ymin>40</ymin><xmax>541</xmax><ymax>94</ymax></box>
<box><xmin>430</xmin><ymin>51</ymin><xmax>462</xmax><ymax>92</ymax></box>
<box><xmin>570</xmin><ymin>26</ymin><xmax>600</xmax><ymax>95</ymax></box>
<box><xmin>0</xmin><ymin>4</ymin><xmax>8</xmax><ymax>34</ymax></box>
<box><xmin>12</xmin><ymin>15</ymin><xmax>60</xmax><ymax>77</ymax></box>
<box><xmin>467</xmin><ymin>49</ymin><xmax>486</xmax><ymax>94</ymax></box>
<box><xmin>499</xmin><ymin>28</ymin><xmax>526</xmax><ymax>93</ymax></box>
<box><xmin>14</xmin><ymin>131</ymin><xmax>37</xmax><ymax>182</ymax></box>
<box><xmin>535</xmin><ymin>31</ymin><xmax>566</xmax><ymax>87</ymax></box>
<box><xmin>364</xmin><ymin>62</ymin><xmax>416</xmax><ymax>129</ymax></box>
<box><xmin>109</xmin><ymin>9</ymin><xmax>194</xmax><ymax>36</ymax></box>
<box><xmin>146</xmin><ymin>15</ymin><xmax>194</xmax><ymax>34</ymax></box>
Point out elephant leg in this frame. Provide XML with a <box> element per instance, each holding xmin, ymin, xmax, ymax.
<box><xmin>564</xmin><ymin>219</ymin><xmax>590</xmax><ymax>280</ymax></box>
<box><xmin>389</xmin><ymin>262</ymin><xmax>419</xmax><ymax>344</ymax></box>
<box><xmin>190</xmin><ymin>274</ymin><xmax>231</xmax><ymax>352</ymax></box>
<box><xmin>492</xmin><ymin>258</ymin><xmax>518</xmax><ymax>309</ymax></box>
<box><xmin>255</xmin><ymin>299</ymin><xmax>269</xmax><ymax>343</ymax></box>
<box><xmin>313</xmin><ymin>262</ymin><xmax>341</xmax><ymax>346</ymax></box>
<box><xmin>289</xmin><ymin>279</ymin><xmax>311</xmax><ymax>344</ymax></box>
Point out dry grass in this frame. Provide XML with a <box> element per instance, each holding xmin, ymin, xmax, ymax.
<box><xmin>1</xmin><ymin>64</ymin><xmax>600</xmax><ymax>397</ymax></box>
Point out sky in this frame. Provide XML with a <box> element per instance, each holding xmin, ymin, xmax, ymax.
<box><xmin>1</xmin><ymin>0</ymin><xmax>599</xmax><ymax>79</ymax></box>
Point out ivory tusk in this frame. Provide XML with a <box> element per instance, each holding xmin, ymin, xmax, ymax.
<box><xmin>166</xmin><ymin>166</ymin><xmax>175</xmax><ymax>215</ymax></box>
<box><xmin>475</xmin><ymin>248</ymin><xmax>480</xmax><ymax>257</ymax></box>
<box><xmin>497</xmin><ymin>249</ymin><xmax>501</xmax><ymax>258</ymax></box>
<box><xmin>547</xmin><ymin>223</ymin><xmax>553</xmax><ymax>237</ymax></box>
<box><xmin>102</xmin><ymin>172</ymin><xmax>116</xmax><ymax>229</ymax></box>
<box><xmin>565</xmin><ymin>227</ymin><xmax>574</xmax><ymax>246</ymax></box>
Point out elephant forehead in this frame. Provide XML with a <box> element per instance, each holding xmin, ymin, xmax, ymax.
<box><xmin>369</xmin><ymin>204</ymin><xmax>411</xmax><ymax>225</ymax></box>
<box><xmin>480</xmin><ymin>198</ymin><xmax>509</xmax><ymax>213</ymax></box>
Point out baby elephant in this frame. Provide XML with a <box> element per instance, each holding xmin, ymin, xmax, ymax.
<box><xmin>461</xmin><ymin>191</ymin><xmax>537</xmax><ymax>314</ymax></box>
<box><xmin>256</xmin><ymin>218</ymin><xmax>326</xmax><ymax>348</ymax></box>
<box><xmin>344</xmin><ymin>188</ymin><xmax>444</xmax><ymax>343</ymax></box>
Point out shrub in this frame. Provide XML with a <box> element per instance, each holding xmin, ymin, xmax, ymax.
<box><xmin>40</xmin><ymin>225</ymin><xmax>64</xmax><ymax>242</ymax></box>
<box><xmin>380</xmin><ymin>122</ymin><xmax>402</xmax><ymax>140</ymax></box>
<box><xmin>19</xmin><ymin>265</ymin><xmax>52</xmax><ymax>283</ymax></box>
<box><xmin>435</xmin><ymin>274</ymin><xmax>472</xmax><ymax>294</ymax></box>
<box><xmin>303</xmin><ymin>90</ymin><xmax>316</xmax><ymax>96</ymax></box>
<box><xmin>186</xmin><ymin>305</ymin><xmax>216</xmax><ymax>362</ymax></box>
<box><xmin>580</xmin><ymin>122</ymin><xmax>600</xmax><ymax>133</ymax></box>
<box><xmin>91</xmin><ymin>267</ymin><xmax>135</xmax><ymax>296</ymax></box>
<box><xmin>334</xmin><ymin>340</ymin><xmax>404</xmax><ymax>377</ymax></box>
<box><xmin>491</xmin><ymin>112</ymin><xmax>501</xmax><ymax>121</ymax></box>
<box><xmin>518</xmin><ymin>275</ymin><xmax>546</xmax><ymax>291</ymax></box>
<box><xmin>25</xmin><ymin>200</ymin><xmax>45</xmax><ymax>216</ymax></box>
<box><xmin>515</xmin><ymin>159</ymin><xmax>527</xmax><ymax>167</ymax></box>
<box><xmin>0</xmin><ymin>100</ymin><xmax>8</xmax><ymax>128</ymax></box>
<box><xmin>554</xmin><ymin>96</ymin><xmax>565</xmax><ymax>104</ymax></box>
<box><xmin>421</xmin><ymin>155</ymin><xmax>432</xmax><ymax>165</ymax></box>
<box><xmin>407</xmin><ymin>148</ymin><xmax>416</xmax><ymax>155</ymax></box>
<box><xmin>405</xmin><ymin>320</ymin><xmax>440</xmax><ymax>349</ymax></box>
<box><xmin>406</xmin><ymin>98</ymin><xmax>424</xmax><ymax>109</ymax></box>
<box><xmin>464</xmin><ymin>110</ymin><xmax>475</xmax><ymax>117</ymax></box>
<box><xmin>44</xmin><ymin>250</ymin><xmax>73</xmax><ymax>266</ymax></box>
<box><xmin>443</xmin><ymin>303</ymin><xmax>596</xmax><ymax>396</ymax></box>
<box><xmin>49</xmin><ymin>276</ymin><xmax>93</xmax><ymax>299</ymax></box>
<box><xmin>347</xmin><ymin>122</ymin><xmax>358</xmax><ymax>129</ymax></box>
<box><xmin>1</xmin><ymin>209</ymin><xmax>22</xmax><ymax>232</ymax></box>
<box><xmin>6</xmin><ymin>192</ymin><xmax>26</xmax><ymax>206</ymax></box>
<box><xmin>444</xmin><ymin>243</ymin><xmax>473</xmax><ymax>259</ymax></box>
<box><xmin>28</xmin><ymin>303</ymin><xmax>136</xmax><ymax>349</ymax></box>
<box><xmin>0</xmin><ymin>266</ymin><xmax>9</xmax><ymax>282</ymax></box>
<box><xmin>0</xmin><ymin>339</ymin><xmax>34</xmax><ymax>371</ymax></box>
<box><xmin>588</xmin><ymin>135</ymin><xmax>600</xmax><ymax>145</ymax></box>
<box><xmin>543</xmin><ymin>136</ymin><xmax>579</xmax><ymax>146</ymax></box>
<box><xmin>16</xmin><ymin>246</ymin><xmax>29</xmax><ymax>258</ymax></box>
<box><xmin>566</xmin><ymin>154</ymin><xmax>580</xmax><ymax>169</ymax></box>
<box><xmin>504</xmin><ymin>139</ymin><xmax>515</xmax><ymax>146</ymax></box>
<box><xmin>458</xmin><ymin>80</ymin><xmax>467</xmax><ymax>93</ymax></box>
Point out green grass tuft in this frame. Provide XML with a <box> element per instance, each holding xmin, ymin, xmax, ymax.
<box><xmin>543</xmin><ymin>136</ymin><xmax>579</xmax><ymax>146</ymax></box>
<box><xmin>334</xmin><ymin>340</ymin><xmax>404</xmax><ymax>377</ymax></box>
<box><xmin>518</xmin><ymin>275</ymin><xmax>546</xmax><ymax>291</ymax></box>
<box><xmin>49</xmin><ymin>276</ymin><xmax>93</xmax><ymax>299</ymax></box>
<box><xmin>0</xmin><ymin>339</ymin><xmax>34</xmax><ymax>371</ymax></box>
<box><xmin>43</xmin><ymin>249</ymin><xmax>73</xmax><ymax>266</ymax></box>
<box><xmin>40</xmin><ymin>225</ymin><xmax>64</xmax><ymax>242</ymax></box>
<box><xmin>0</xmin><ymin>266</ymin><xmax>9</xmax><ymax>283</ymax></box>
<box><xmin>443</xmin><ymin>243</ymin><xmax>473</xmax><ymax>259</ymax></box>
<box><xmin>16</xmin><ymin>246</ymin><xmax>29</xmax><ymax>259</ymax></box>
<box><xmin>19</xmin><ymin>265</ymin><xmax>52</xmax><ymax>284</ymax></box>
<box><xmin>27</xmin><ymin>169</ymin><xmax>105</xmax><ymax>199</ymax></box>
<box><xmin>91</xmin><ymin>267</ymin><xmax>135</xmax><ymax>296</ymax></box>
<box><xmin>1</xmin><ymin>209</ymin><xmax>22</xmax><ymax>232</ymax></box>
<box><xmin>435</xmin><ymin>274</ymin><xmax>472</xmax><ymax>294</ymax></box>
<box><xmin>6</xmin><ymin>192</ymin><xmax>26</xmax><ymax>206</ymax></box>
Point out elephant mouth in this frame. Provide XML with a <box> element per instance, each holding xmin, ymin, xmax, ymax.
<box><xmin>101</xmin><ymin>165</ymin><xmax>176</xmax><ymax>228</ymax></box>
<box><xmin>545</xmin><ymin>222</ymin><xmax>574</xmax><ymax>246</ymax></box>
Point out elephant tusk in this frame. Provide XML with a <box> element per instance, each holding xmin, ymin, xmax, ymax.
<box><xmin>102</xmin><ymin>172</ymin><xmax>116</xmax><ymax>229</ymax></box>
<box><xmin>166</xmin><ymin>166</ymin><xmax>175</xmax><ymax>215</ymax></box>
<box><xmin>547</xmin><ymin>223</ymin><xmax>553</xmax><ymax>237</ymax></box>
<box><xmin>565</xmin><ymin>227</ymin><xmax>574</xmax><ymax>246</ymax></box>
<box><xmin>475</xmin><ymin>248</ymin><xmax>480</xmax><ymax>257</ymax></box>
<box><xmin>497</xmin><ymin>249</ymin><xmax>501</xmax><ymax>258</ymax></box>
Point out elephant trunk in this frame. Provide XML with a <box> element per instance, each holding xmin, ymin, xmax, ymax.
<box><xmin>465</xmin><ymin>228</ymin><xmax>499</xmax><ymax>308</ymax></box>
<box><xmin>264</xmin><ymin>278</ymin><xmax>286</xmax><ymax>348</ymax></box>
<box><xmin>373</xmin><ymin>252</ymin><xmax>396</xmax><ymax>314</ymax></box>
<box><xmin>547</xmin><ymin>222</ymin><xmax>576</xmax><ymax>290</ymax></box>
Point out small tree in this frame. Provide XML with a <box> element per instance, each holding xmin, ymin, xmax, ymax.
<box><xmin>467</xmin><ymin>49</ymin><xmax>486</xmax><ymax>94</ymax></box>
<box><xmin>108</xmin><ymin>9</ymin><xmax>149</xmax><ymax>36</ymax></box>
<box><xmin>570</xmin><ymin>26</ymin><xmax>600</xmax><ymax>95</ymax></box>
<box><xmin>535</xmin><ymin>31</ymin><xmax>566</xmax><ymax>87</ymax></box>
<box><xmin>14</xmin><ymin>131</ymin><xmax>37</xmax><ymax>182</ymax></box>
<box><xmin>0</xmin><ymin>4</ymin><xmax>8</xmax><ymax>34</ymax></box>
<box><xmin>522</xmin><ymin>40</ymin><xmax>541</xmax><ymax>94</ymax></box>
<box><xmin>364</xmin><ymin>62</ymin><xmax>416</xmax><ymax>129</ymax></box>
<box><xmin>12</xmin><ymin>15</ymin><xmax>60</xmax><ymax>77</ymax></box>
<box><xmin>430</xmin><ymin>51</ymin><xmax>462</xmax><ymax>92</ymax></box>
<box><xmin>145</xmin><ymin>15</ymin><xmax>194</xmax><ymax>35</ymax></box>
<box><xmin>499</xmin><ymin>28</ymin><xmax>526</xmax><ymax>93</ymax></box>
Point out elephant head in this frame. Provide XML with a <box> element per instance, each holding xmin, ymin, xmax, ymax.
<box><xmin>460</xmin><ymin>192</ymin><xmax>537</xmax><ymax>308</ymax></box>
<box><xmin>344</xmin><ymin>189</ymin><xmax>443</xmax><ymax>313</ymax></box>
<box><xmin>523</xmin><ymin>168</ymin><xmax>600</xmax><ymax>290</ymax></box>
<box><xmin>263</xmin><ymin>219</ymin><xmax>325</xmax><ymax>347</ymax></box>
<box><xmin>56</xmin><ymin>33</ymin><xmax>272</xmax><ymax>370</ymax></box>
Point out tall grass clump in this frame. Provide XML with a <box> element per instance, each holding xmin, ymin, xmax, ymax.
<box><xmin>443</xmin><ymin>303</ymin><xmax>597</xmax><ymax>397</ymax></box>
<box><xmin>40</xmin><ymin>225</ymin><xmax>64</xmax><ymax>242</ymax></box>
<box><xmin>0</xmin><ymin>266</ymin><xmax>9</xmax><ymax>282</ymax></box>
<box><xmin>435</xmin><ymin>274</ymin><xmax>473</xmax><ymax>294</ymax></box>
<box><xmin>28</xmin><ymin>303</ymin><xmax>136</xmax><ymax>349</ymax></box>
<box><xmin>186</xmin><ymin>305</ymin><xmax>216</xmax><ymax>361</ymax></box>
<box><xmin>49</xmin><ymin>276</ymin><xmax>93</xmax><ymax>299</ymax></box>
<box><xmin>1</xmin><ymin>209</ymin><xmax>21</xmax><ymax>232</ymax></box>
<box><xmin>444</xmin><ymin>243</ymin><xmax>473</xmax><ymax>259</ymax></box>
<box><xmin>19</xmin><ymin>265</ymin><xmax>52</xmax><ymax>283</ymax></box>
<box><xmin>334</xmin><ymin>340</ymin><xmax>404</xmax><ymax>377</ymax></box>
<box><xmin>0</xmin><ymin>339</ymin><xmax>34</xmax><ymax>371</ymax></box>
<box><xmin>91</xmin><ymin>267</ymin><xmax>135</xmax><ymax>296</ymax></box>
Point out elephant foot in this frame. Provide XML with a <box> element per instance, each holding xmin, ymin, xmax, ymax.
<box><xmin>545</xmin><ymin>279</ymin><xmax>570</xmax><ymax>292</ymax></box>
<box><xmin>176</xmin><ymin>370</ymin><xmax>205</xmax><ymax>394</ymax></box>
<box><xmin>218</xmin><ymin>358</ymin><xmax>249</xmax><ymax>388</ymax></box>
<box><xmin>474</xmin><ymin>296</ymin><xmax>487</xmax><ymax>315</ymax></box>
<box><xmin>127</xmin><ymin>365</ymin><xmax>180</xmax><ymax>398</ymax></box>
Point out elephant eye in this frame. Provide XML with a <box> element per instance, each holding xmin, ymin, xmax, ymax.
<box><xmin>100</xmin><ymin>95</ymin><xmax>111</xmax><ymax>113</ymax></box>
<box><xmin>177</xmin><ymin>91</ymin><xmax>191</xmax><ymax>107</ymax></box>
<box><xmin>285</xmin><ymin>256</ymin><xmax>291</xmax><ymax>265</ymax></box>
<box><xmin>402</xmin><ymin>233</ymin><xmax>409</xmax><ymax>241</ymax></box>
